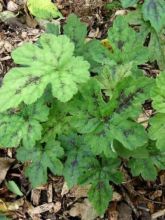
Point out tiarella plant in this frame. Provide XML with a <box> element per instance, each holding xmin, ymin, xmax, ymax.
<box><xmin>0</xmin><ymin>0</ymin><xmax>165</xmax><ymax>214</ymax></box>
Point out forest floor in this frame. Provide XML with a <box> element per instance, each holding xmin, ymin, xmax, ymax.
<box><xmin>0</xmin><ymin>0</ymin><xmax>165</xmax><ymax>220</ymax></box>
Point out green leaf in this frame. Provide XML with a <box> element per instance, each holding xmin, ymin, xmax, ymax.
<box><xmin>125</xmin><ymin>8</ymin><xmax>165</xmax><ymax>70</ymax></box>
<box><xmin>78</xmin><ymin>157</ymin><xmax>122</xmax><ymax>214</ymax></box>
<box><xmin>88</xmin><ymin>178</ymin><xmax>113</xmax><ymax>215</ymax></box>
<box><xmin>147</xmin><ymin>28</ymin><xmax>165</xmax><ymax>70</ymax></box>
<box><xmin>27</xmin><ymin>0</ymin><xmax>62</xmax><ymax>19</ymax></box>
<box><xmin>42</xmin><ymin>101</ymin><xmax>71</xmax><ymax>142</ymax></box>
<box><xmin>0</xmin><ymin>215</ymin><xmax>10</xmax><ymax>220</ymax></box>
<box><xmin>60</xmin><ymin>134</ymin><xmax>93</xmax><ymax>188</ymax></box>
<box><xmin>0</xmin><ymin>34</ymin><xmax>90</xmax><ymax>112</ymax></box>
<box><xmin>69</xmin><ymin>75</ymin><xmax>151</xmax><ymax>155</ymax></box>
<box><xmin>45</xmin><ymin>23</ymin><xmax>60</xmax><ymax>35</ymax></box>
<box><xmin>81</xmin><ymin>40</ymin><xmax>111</xmax><ymax>72</ymax></box>
<box><xmin>17</xmin><ymin>140</ymin><xmax>64</xmax><ymax>187</ymax></box>
<box><xmin>149</xmin><ymin>113</ymin><xmax>165</xmax><ymax>151</ymax></box>
<box><xmin>6</xmin><ymin>181</ymin><xmax>23</xmax><ymax>196</ymax></box>
<box><xmin>128</xmin><ymin>158</ymin><xmax>157</xmax><ymax>181</ymax></box>
<box><xmin>121</xmin><ymin>0</ymin><xmax>138</xmax><ymax>8</ymax></box>
<box><xmin>142</xmin><ymin>0</ymin><xmax>165</xmax><ymax>33</ymax></box>
<box><xmin>152</xmin><ymin>154</ymin><xmax>165</xmax><ymax>170</ymax></box>
<box><xmin>151</xmin><ymin>72</ymin><xmax>165</xmax><ymax>112</ymax></box>
<box><xmin>110</xmin><ymin>120</ymin><xmax>148</xmax><ymax>150</ymax></box>
<box><xmin>0</xmin><ymin>99</ymin><xmax>49</xmax><ymax>148</ymax></box>
<box><xmin>108</xmin><ymin>16</ymin><xmax>148</xmax><ymax>66</ymax></box>
<box><xmin>64</xmin><ymin>14</ymin><xmax>87</xmax><ymax>53</ymax></box>
<box><xmin>114</xmin><ymin>141</ymin><xmax>149</xmax><ymax>159</ymax></box>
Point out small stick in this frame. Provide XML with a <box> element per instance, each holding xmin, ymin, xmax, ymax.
<box><xmin>120</xmin><ymin>186</ymin><xmax>139</xmax><ymax>217</ymax></box>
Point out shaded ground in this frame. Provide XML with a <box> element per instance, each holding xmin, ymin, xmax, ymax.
<box><xmin>0</xmin><ymin>0</ymin><xmax>165</xmax><ymax>219</ymax></box>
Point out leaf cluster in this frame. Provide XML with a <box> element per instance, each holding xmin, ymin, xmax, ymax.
<box><xmin>0</xmin><ymin>6</ymin><xmax>165</xmax><ymax>215</ymax></box>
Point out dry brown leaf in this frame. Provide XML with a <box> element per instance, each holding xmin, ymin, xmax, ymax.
<box><xmin>7</xmin><ymin>198</ymin><xmax>24</xmax><ymax>211</ymax></box>
<box><xmin>0</xmin><ymin>157</ymin><xmax>15</xmax><ymax>184</ymax></box>
<box><xmin>69</xmin><ymin>199</ymin><xmax>98</xmax><ymax>220</ymax></box>
<box><xmin>0</xmin><ymin>198</ymin><xmax>24</xmax><ymax>213</ymax></box>
<box><xmin>150</xmin><ymin>190</ymin><xmax>162</xmax><ymax>200</ymax></box>
<box><xmin>108</xmin><ymin>203</ymin><xmax>118</xmax><ymax>220</ymax></box>
<box><xmin>28</xmin><ymin>202</ymin><xmax>61</xmax><ymax>216</ymax></box>
<box><xmin>112</xmin><ymin>192</ymin><xmax>122</xmax><ymax>202</ymax></box>
<box><xmin>0</xmin><ymin>199</ymin><xmax>8</xmax><ymax>212</ymax></box>
<box><xmin>68</xmin><ymin>185</ymin><xmax>91</xmax><ymax>198</ymax></box>
<box><xmin>25</xmin><ymin>13</ymin><xmax>37</xmax><ymax>28</ymax></box>
<box><xmin>53</xmin><ymin>202</ymin><xmax>61</xmax><ymax>213</ymax></box>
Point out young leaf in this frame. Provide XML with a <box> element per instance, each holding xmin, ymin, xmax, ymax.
<box><xmin>27</xmin><ymin>0</ymin><xmax>62</xmax><ymax>19</ymax></box>
<box><xmin>0</xmin><ymin>99</ymin><xmax>49</xmax><ymax>148</ymax></box>
<box><xmin>46</xmin><ymin>23</ymin><xmax>60</xmax><ymax>35</ymax></box>
<box><xmin>81</xmin><ymin>40</ymin><xmax>111</xmax><ymax>72</ymax></box>
<box><xmin>0</xmin><ymin>34</ymin><xmax>90</xmax><ymax>111</ymax></box>
<box><xmin>121</xmin><ymin>0</ymin><xmax>138</xmax><ymax>8</ymax></box>
<box><xmin>142</xmin><ymin>0</ymin><xmax>165</xmax><ymax>33</ymax></box>
<box><xmin>17</xmin><ymin>140</ymin><xmax>64</xmax><ymax>188</ymax></box>
<box><xmin>64</xmin><ymin>14</ymin><xmax>87</xmax><ymax>53</ymax></box>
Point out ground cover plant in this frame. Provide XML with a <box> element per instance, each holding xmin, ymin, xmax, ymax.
<box><xmin>0</xmin><ymin>0</ymin><xmax>165</xmax><ymax>216</ymax></box>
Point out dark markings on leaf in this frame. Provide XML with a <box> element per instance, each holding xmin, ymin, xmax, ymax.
<box><xmin>32</xmin><ymin>56</ymin><xmax>37</xmax><ymax>61</ymax></box>
<box><xmin>71</xmin><ymin>159</ymin><xmax>78</xmax><ymax>167</ymax></box>
<box><xmin>25</xmin><ymin>76</ymin><xmax>41</xmax><ymax>87</ymax></box>
<box><xmin>15</xmin><ymin>76</ymin><xmax>41</xmax><ymax>95</ymax></box>
<box><xmin>115</xmin><ymin>88</ymin><xmax>144</xmax><ymax>114</ymax></box>
<box><xmin>28</xmin><ymin>124</ymin><xmax>33</xmax><ymax>133</ymax></box>
<box><xmin>148</xmin><ymin>0</ymin><xmax>160</xmax><ymax>23</ymax></box>
<box><xmin>96</xmin><ymin>129</ymin><xmax>107</xmax><ymax>138</ymax></box>
<box><xmin>97</xmin><ymin>181</ymin><xmax>104</xmax><ymax>190</ymax></box>
<box><xmin>123</xmin><ymin>129</ymin><xmax>134</xmax><ymax>137</ymax></box>
<box><xmin>117</xmin><ymin>40</ymin><xmax>124</xmax><ymax>50</ymax></box>
<box><xmin>0</xmin><ymin>122</ymin><xmax>7</xmax><ymax>127</ymax></box>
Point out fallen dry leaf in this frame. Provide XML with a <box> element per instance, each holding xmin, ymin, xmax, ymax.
<box><xmin>0</xmin><ymin>198</ymin><xmax>24</xmax><ymax>213</ymax></box>
<box><xmin>69</xmin><ymin>199</ymin><xmax>98</xmax><ymax>220</ymax></box>
<box><xmin>0</xmin><ymin>157</ymin><xmax>15</xmax><ymax>184</ymax></box>
<box><xmin>68</xmin><ymin>185</ymin><xmax>91</xmax><ymax>198</ymax></box>
<box><xmin>150</xmin><ymin>190</ymin><xmax>162</xmax><ymax>200</ymax></box>
<box><xmin>112</xmin><ymin>192</ymin><xmax>122</xmax><ymax>202</ymax></box>
<box><xmin>108</xmin><ymin>203</ymin><xmax>118</xmax><ymax>220</ymax></box>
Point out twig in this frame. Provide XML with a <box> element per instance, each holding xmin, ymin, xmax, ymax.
<box><xmin>120</xmin><ymin>186</ymin><xmax>139</xmax><ymax>217</ymax></box>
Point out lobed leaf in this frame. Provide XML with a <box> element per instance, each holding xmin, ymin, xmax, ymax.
<box><xmin>142</xmin><ymin>0</ymin><xmax>165</xmax><ymax>33</ymax></box>
<box><xmin>27</xmin><ymin>0</ymin><xmax>62</xmax><ymax>19</ymax></box>
<box><xmin>0</xmin><ymin>99</ymin><xmax>49</xmax><ymax>148</ymax></box>
<box><xmin>108</xmin><ymin>16</ymin><xmax>149</xmax><ymax>66</ymax></box>
<box><xmin>0</xmin><ymin>34</ymin><xmax>90</xmax><ymax>112</ymax></box>
<box><xmin>17</xmin><ymin>140</ymin><xmax>64</xmax><ymax>187</ymax></box>
<box><xmin>121</xmin><ymin>0</ymin><xmax>138</xmax><ymax>8</ymax></box>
